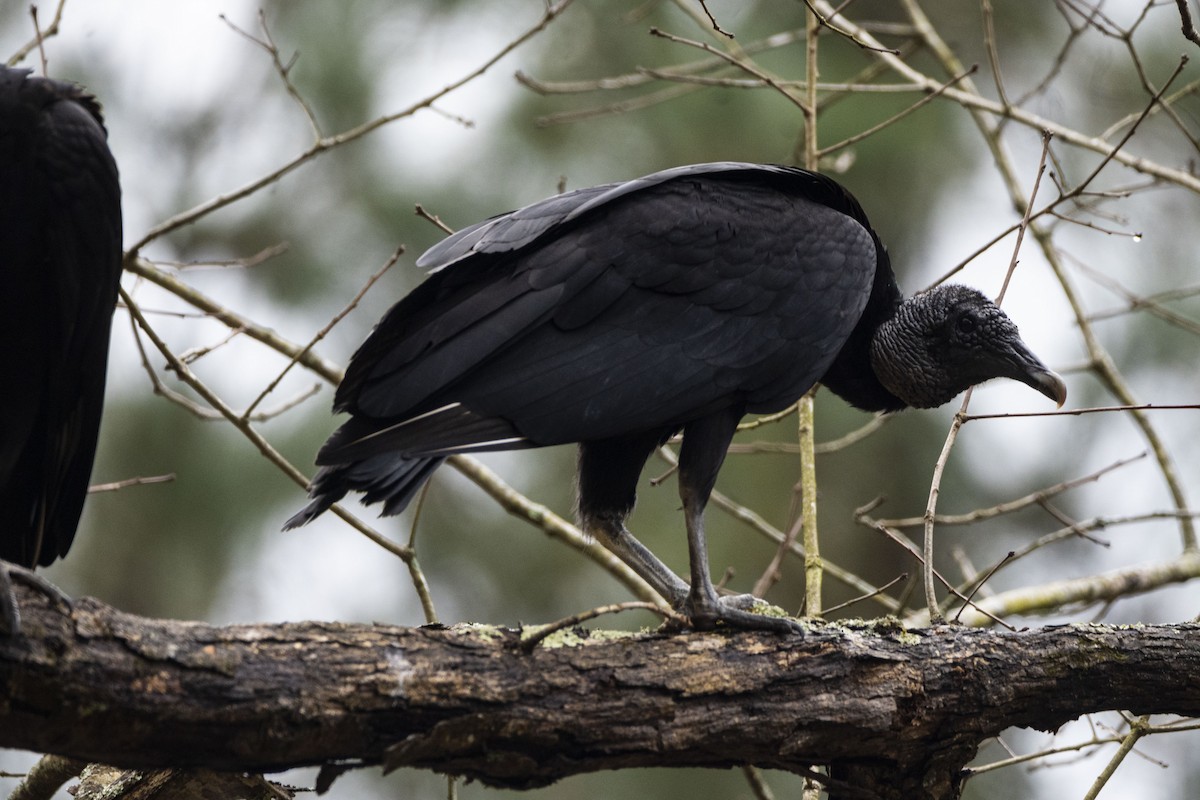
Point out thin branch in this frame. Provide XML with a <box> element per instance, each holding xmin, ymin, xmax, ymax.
<box><xmin>1176</xmin><ymin>0</ymin><xmax>1200</xmax><ymax>48</ymax></box>
<box><xmin>650</xmin><ymin>27</ymin><xmax>809</xmax><ymax>113</ymax></box>
<box><xmin>88</xmin><ymin>474</ymin><xmax>176</xmax><ymax>494</ymax></box>
<box><xmin>220</xmin><ymin>10</ymin><xmax>323</xmax><ymax>138</ymax></box>
<box><xmin>980</xmin><ymin>0</ymin><xmax>1011</xmax><ymax>112</ymax></box>
<box><xmin>519</xmin><ymin>602</ymin><xmax>685</xmax><ymax>651</ymax></box>
<box><xmin>655</xmin><ymin>446</ymin><xmax>897</xmax><ymax>612</ymax></box>
<box><xmin>533</xmin><ymin>82</ymin><xmax>700</xmax><ymax>126</ymax></box>
<box><xmin>696</xmin><ymin>0</ymin><xmax>734</xmax><ymax>39</ymax></box>
<box><xmin>865</xmin><ymin>516</ymin><xmax>1017</xmax><ymax>629</ymax></box>
<box><xmin>414</xmin><ymin>204</ymin><xmax>456</xmax><ymax>235</ymax></box>
<box><xmin>28</xmin><ymin>5</ymin><xmax>48</xmax><ymax>75</ymax></box>
<box><xmin>817</xmin><ymin>65</ymin><xmax>978</xmax><ymax>157</ymax></box>
<box><xmin>807</xmin><ymin>0</ymin><xmax>1200</xmax><ymax>194</ymax></box>
<box><xmin>752</xmin><ymin>513</ymin><xmax>803</xmax><ymax>600</ymax></box>
<box><xmin>1081</xmin><ymin>716</ymin><xmax>1150</xmax><ymax>800</ymax></box>
<box><xmin>240</xmin><ymin>245</ymin><xmax>401</xmax><ymax>421</ymax></box>
<box><xmin>800</xmin><ymin>6</ymin><xmax>822</xmax><ymax>618</ymax></box>
<box><xmin>953</xmin><ymin>552</ymin><xmax>1013</xmax><ymax>623</ymax></box>
<box><xmin>445</xmin><ymin>454</ymin><xmax>669</xmax><ymax>610</ymax></box>
<box><xmin>892</xmin><ymin>0</ymin><xmax>1197</xmax><ymax>555</ymax></box>
<box><xmin>515</xmin><ymin>27</ymin><xmax>807</xmax><ymax>95</ymax></box>
<box><xmin>126</xmin><ymin>255</ymin><xmax>345</xmax><ymax>384</ymax></box>
<box><xmin>920</xmin><ymin>403</ymin><xmax>967</xmax><ymax>624</ymax></box>
<box><xmin>874</xmin><ymin>451</ymin><xmax>1147</xmax><ymax>528</ymax></box>
<box><xmin>943</xmin><ymin>551</ymin><xmax>1200</xmax><ymax>627</ymax></box>
<box><xmin>120</xmin><ymin>287</ymin><xmax>418</xmax><ymax>567</ymax></box>
<box><xmin>5</xmin><ymin>0</ymin><xmax>64</xmax><ymax>68</ymax></box>
<box><xmin>820</xmin><ymin>573</ymin><xmax>907</xmax><ymax>616</ymax></box>
<box><xmin>128</xmin><ymin>0</ymin><xmax>575</xmax><ymax>254</ymax></box>
<box><xmin>795</xmin><ymin>0</ymin><xmax>901</xmax><ymax>53</ymax></box>
<box><xmin>741</xmin><ymin>765</ymin><xmax>776</xmax><ymax>800</ymax></box>
<box><xmin>964</xmin><ymin>403</ymin><xmax>1200</xmax><ymax>422</ymax></box>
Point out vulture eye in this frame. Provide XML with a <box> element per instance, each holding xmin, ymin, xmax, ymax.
<box><xmin>956</xmin><ymin>314</ymin><xmax>977</xmax><ymax>334</ymax></box>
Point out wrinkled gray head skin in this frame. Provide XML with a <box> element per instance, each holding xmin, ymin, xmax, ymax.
<box><xmin>869</xmin><ymin>284</ymin><xmax>1067</xmax><ymax>410</ymax></box>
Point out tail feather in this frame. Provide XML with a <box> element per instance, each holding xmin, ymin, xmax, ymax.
<box><xmin>284</xmin><ymin>454</ymin><xmax>444</xmax><ymax>529</ymax></box>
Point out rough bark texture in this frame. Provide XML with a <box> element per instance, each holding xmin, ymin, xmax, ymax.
<box><xmin>3</xmin><ymin>582</ymin><xmax>1200</xmax><ymax>799</ymax></box>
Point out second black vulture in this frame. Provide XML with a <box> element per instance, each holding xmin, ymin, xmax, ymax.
<box><xmin>287</xmin><ymin>162</ymin><xmax>1065</xmax><ymax>632</ymax></box>
<box><xmin>0</xmin><ymin>67</ymin><xmax>122</xmax><ymax>633</ymax></box>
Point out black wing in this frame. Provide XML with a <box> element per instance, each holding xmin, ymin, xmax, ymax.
<box><xmin>0</xmin><ymin>68</ymin><xmax>123</xmax><ymax>567</ymax></box>
<box><xmin>321</xmin><ymin>163</ymin><xmax>881</xmax><ymax>465</ymax></box>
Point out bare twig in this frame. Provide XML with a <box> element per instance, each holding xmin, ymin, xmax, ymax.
<box><xmin>414</xmin><ymin>204</ymin><xmax>456</xmax><ymax>236</ymax></box>
<box><xmin>817</xmin><ymin>65</ymin><xmax>978</xmax><ymax>157</ymax></box>
<box><xmin>6</xmin><ymin>0</ymin><xmax>64</xmax><ymax>68</ymax></box>
<box><xmin>696</xmin><ymin>0</ymin><xmax>734</xmax><ymax>39</ymax></box>
<box><xmin>821</xmin><ymin>574</ymin><xmax>908</xmax><ymax>616</ymax></box>
<box><xmin>241</xmin><ymin>245</ymin><xmax>402</xmax><ymax>421</ymax></box>
<box><xmin>650</xmin><ymin>27</ymin><xmax>809</xmax><ymax>113</ymax></box>
<box><xmin>807</xmin><ymin>0</ymin><xmax>1200</xmax><ymax>193</ymax></box>
<box><xmin>1175</xmin><ymin>0</ymin><xmax>1200</xmax><ymax>49</ymax></box>
<box><xmin>796</xmin><ymin>0</ymin><xmax>901</xmax><ymax>53</ymax></box>
<box><xmin>964</xmin><ymin>403</ymin><xmax>1200</xmax><ymax>422</ymax></box>
<box><xmin>953</xmin><ymin>552</ymin><xmax>1013</xmax><ymax>623</ymax></box>
<box><xmin>946</xmin><ymin>551</ymin><xmax>1200</xmax><ymax>627</ymax></box>
<box><xmin>220</xmin><ymin>10</ymin><xmax>323</xmax><ymax>138</ymax></box>
<box><xmin>741</xmin><ymin>765</ymin><xmax>776</xmax><ymax>800</ymax></box>
<box><xmin>89</xmin><ymin>474</ymin><xmax>176</xmax><ymax>494</ymax></box>
<box><xmin>28</xmin><ymin>5</ymin><xmax>48</xmax><ymax>75</ymax></box>
<box><xmin>129</xmin><ymin>0</ymin><xmax>575</xmax><ymax>254</ymax></box>
<box><xmin>655</xmin><ymin>446</ymin><xmax>896</xmax><ymax>611</ymax></box>
<box><xmin>752</xmin><ymin>513</ymin><xmax>803</xmax><ymax>600</ymax></box>
<box><xmin>865</xmin><ymin>517</ymin><xmax>1017</xmax><ymax>630</ymax></box>
<box><xmin>1081</xmin><ymin>716</ymin><xmax>1150</xmax><ymax>800</ymax></box>
<box><xmin>445</xmin><ymin>454</ymin><xmax>668</xmax><ymax>609</ymax></box>
<box><xmin>518</xmin><ymin>601</ymin><xmax>685</xmax><ymax>651</ymax></box>
<box><xmin>120</xmin><ymin>287</ymin><xmax>418</xmax><ymax>567</ymax></box>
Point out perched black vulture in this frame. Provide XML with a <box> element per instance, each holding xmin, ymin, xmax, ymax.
<box><xmin>287</xmin><ymin>163</ymin><xmax>1065</xmax><ymax>632</ymax></box>
<box><xmin>0</xmin><ymin>67</ymin><xmax>122</xmax><ymax>632</ymax></box>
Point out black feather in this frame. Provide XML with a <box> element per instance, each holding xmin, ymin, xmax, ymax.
<box><xmin>0</xmin><ymin>68</ymin><xmax>122</xmax><ymax>569</ymax></box>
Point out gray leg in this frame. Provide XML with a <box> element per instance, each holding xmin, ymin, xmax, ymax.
<box><xmin>578</xmin><ymin>433</ymin><xmax>691</xmax><ymax>608</ymax></box>
<box><xmin>577</xmin><ymin>425</ymin><xmax>799</xmax><ymax>634</ymax></box>
<box><xmin>586</xmin><ymin>515</ymin><xmax>690</xmax><ymax>608</ymax></box>
<box><xmin>677</xmin><ymin>409</ymin><xmax>802</xmax><ymax>634</ymax></box>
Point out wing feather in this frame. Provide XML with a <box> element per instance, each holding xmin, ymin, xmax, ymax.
<box><xmin>328</xmin><ymin>164</ymin><xmax>880</xmax><ymax>462</ymax></box>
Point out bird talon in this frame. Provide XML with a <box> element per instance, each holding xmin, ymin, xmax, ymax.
<box><xmin>717</xmin><ymin>592</ymin><xmax>761</xmax><ymax>612</ymax></box>
<box><xmin>0</xmin><ymin>561</ymin><xmax>74</xmax><ymax>636</ymax></box>
<box><xmin>680</xmin><ymin>591</ymin><xmax>800</xmax><ymax>635</ymax></box>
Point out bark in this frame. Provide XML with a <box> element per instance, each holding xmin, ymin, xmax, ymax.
<box><xmin>3</xmin><ymin>582</ymin><xmax>1200</xmax><ymax>799</ymax></box>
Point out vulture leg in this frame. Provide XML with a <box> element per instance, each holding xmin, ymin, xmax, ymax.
<box><xmin>588</xmin><ymin>518</ymin><xmax>690</xmax><ymax>607</ymax></box>
<box><xmin>0</xmin><ymin>559</ymin><xmax>72</xmax><ymax>635</ymax></box>
<box><xmin>578</xmin><ymin>433</ymin><xmax>690</xmax><ymax>608</ymax></box>
<box><xmin>677</xmin><ymin>408</ymin><xmax>801</xmax><ymax>634</ymax></box>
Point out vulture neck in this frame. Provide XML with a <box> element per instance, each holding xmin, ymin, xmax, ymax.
<box><xmin>818</xmin><ymin>246</ymin><xmax>908</xmax><ymax>414</ymax></box>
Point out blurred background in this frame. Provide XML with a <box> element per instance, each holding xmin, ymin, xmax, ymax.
<box><xmin>3</xmin><ymin>1</ymin><xmax>1199</xmax><ymax>797</ymax></box>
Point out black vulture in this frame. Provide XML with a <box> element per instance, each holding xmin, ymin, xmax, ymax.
<box><xmin>0</xmin><ymin>67</ymin><xmax>122</xmax><ymax>633</ymax></box>
<box><xmin>287</xmin><ymin>162</ymin><xmax>1065</xmax><ymax>632</ymax></box>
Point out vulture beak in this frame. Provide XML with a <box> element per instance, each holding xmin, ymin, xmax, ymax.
<box><xmin>1004</xmin><ymin>339</ymin><xmax>1068</xmax><ymax>407</ymax></box>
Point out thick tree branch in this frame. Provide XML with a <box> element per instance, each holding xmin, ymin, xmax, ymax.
<box><xmin>4</xmin><ymin>584</ymin><xmax>1200</xmax><ymax>799</ymax></box>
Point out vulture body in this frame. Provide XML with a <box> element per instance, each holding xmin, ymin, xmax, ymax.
<box><xmin>289</xmin><ymin>163</ymin><xmax>1064</xmax><ymax>631</ymax></box>
<box><xmin>0</xmin><ymin>67</ymin><xmax>122</xmax><ymax>632</ymax></box>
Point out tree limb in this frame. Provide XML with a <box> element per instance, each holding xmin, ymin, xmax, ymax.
<box><xmin>4</xmin><ymin>583</ymin><xmax>1200</xmax><ymax>799</ymax></box>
